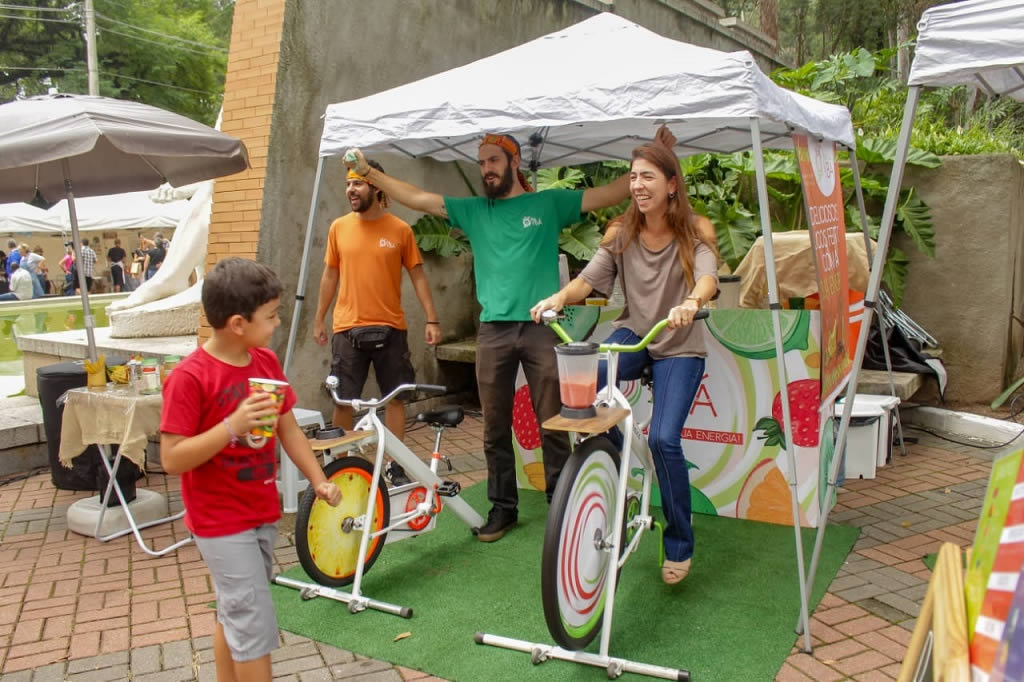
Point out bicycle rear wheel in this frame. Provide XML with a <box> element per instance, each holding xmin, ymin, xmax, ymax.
<box><xmin>295</xmin><ymin>456</ymin><xmax>390</xmax><ymax>587</ymax></box>
<box><xmin>541</xmin><ymin>436</ymin><xmax>621</xmax><ymax>650</ymax></box>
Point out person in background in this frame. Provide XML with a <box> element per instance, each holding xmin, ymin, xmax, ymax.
<box><xmin>18</xmin><ymin>244</ymin><xmax>43</xmax><ymax>299</ymax></box>
<box><xmin>531</xmin><ymin>143</ymin><xmax>719</xmax><ymax>585</ymax></box>
<box><xmin>6</xmin><ymin>239</ymin><xmax>21</xmax><ymax>278</ymax></box>
<box><xmin>155</xmin><ymin>231</ymin><xmax>170</xmax><ymax>251</ymax></box>
<box><xmin>143</xmin><ymin>236</ymin><xmax>165</xmax><ymax>281</ymax></box>
<box><xmin>31</xmin><ymin>246</ymin><xmax>49</xmax><ymax>295</ymax></box>
<box><xmin>61</xmin><ymin>245</ymin><xmax>74</xmax><ymax>295</ymax></box>
<box><xmin>0</xmin><ymin>262</ymin><xmax>34</xmax><ymax>301</ymax></box>
<box><xmin>78</xmin><ymin>240</ymin><xmax>97</xmax><ymax>293</ymax></box>
<box><xmin>107</xmin><ymin>238</ymin><xmax>126</xmax><ymax>292</ymax></box>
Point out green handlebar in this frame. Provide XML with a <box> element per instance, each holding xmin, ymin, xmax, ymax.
<box><xmin>547</xmin><ymin>309</ymin><xmax>709</xmax><ymax>350</ymax></box>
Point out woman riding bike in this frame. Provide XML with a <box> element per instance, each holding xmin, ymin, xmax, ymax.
<box><xmin>531</xmin><ymin>142</ymin><xmax>718</xmax><ymax>585</ymax></box>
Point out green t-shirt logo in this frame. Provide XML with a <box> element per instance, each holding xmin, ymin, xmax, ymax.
<box><xmin>522</xmin><ymin>216</ymin><xmax>542</xmax><ymax>229</ymax></box>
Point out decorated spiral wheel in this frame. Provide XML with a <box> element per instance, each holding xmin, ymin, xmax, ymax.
<box><xmin>541</xmin><ymin>436</ymin><xmax>620</xmax><ymax>650</ymax></box>
<box><xmin>295</xmin><ymin>457</ymin><xmax>390</xmax><ymax>587</ymax></box>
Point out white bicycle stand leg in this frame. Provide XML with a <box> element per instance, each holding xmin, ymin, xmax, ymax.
<box><xmin>473</xmin><ymin>633</ymin><xmax>690</xmax><ymax>681</ymax></box>
<box><xmin>272</xmin><ymin>575</ymin><xmax>412</xmax><ymax>618</ymax></box>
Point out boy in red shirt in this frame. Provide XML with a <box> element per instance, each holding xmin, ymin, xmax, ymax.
<box><xmin>161</xmin><ymin>258</ymin><xmax>340</xmax><ymax>682</ymax></box>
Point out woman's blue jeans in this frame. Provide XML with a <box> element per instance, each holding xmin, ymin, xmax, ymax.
<box><xmin>596</xmin><ymin>327</ymin><xmax>705</xmax><ymax>563</ymax></box>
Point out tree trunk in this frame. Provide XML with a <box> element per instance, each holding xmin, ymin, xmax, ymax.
<box><xmin>761</xmin><ymin>0</ymin><xmax>779</xmax><ymax>41</ymax></box>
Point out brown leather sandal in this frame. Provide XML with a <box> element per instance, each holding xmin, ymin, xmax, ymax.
<box><xmin>662</xmin><ymin>558</ymin><xmax>691</xmax><ymax>585</ymax></box>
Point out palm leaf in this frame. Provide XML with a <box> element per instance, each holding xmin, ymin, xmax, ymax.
<box><xmin>411</xmin><ymin>214</ymin><xmax>470</xmax><ymax>257</ymax></box>
<box><xmin>881</xmin><ymin>247</ymin><xmax>910</xmax><ymax>307</ymax></box>
<box><xmin>559</xmin><ymin>222</ymin><xmax>602</xmax><ymax>262</ymax></box>
<box><xmin>536</xmin><ymin>167</ymin><xmax>585</xmax><ymax>191</ymax></box>
<box><xmin>857</xmin><ymin>138</ymin><xmax>942</xmax><ymax>168</ymax></box>
<box><xmin>896</xmin><ymin>189</ymin><xmax>936</xmax><ymax>257</ymax></box>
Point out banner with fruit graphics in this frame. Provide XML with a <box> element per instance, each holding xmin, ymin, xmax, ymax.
<box><xmin>793</xmin><ymin>133</ymin><xmax>852</xmax><ymax>408</ymax></box>
<box><xmin>512</xmin><ymin>307</ymin><xmax>834</xmax><ymax>528</ymax></box>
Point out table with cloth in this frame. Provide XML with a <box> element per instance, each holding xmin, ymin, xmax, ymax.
<box><xmin>59</xmin><ymin>386</ymin><xmax>192</xmax><ymax>556</ymax></box>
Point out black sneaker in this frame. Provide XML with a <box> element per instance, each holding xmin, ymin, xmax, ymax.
<box><xmin>385</xmin><ymin>461</ymin><xmax>412</xmax><ymax>487</ymax></box>
<box><xmin>472</xmin><ymin>507</ymin><xmax>517</xmax><ymax>543</ymax></box>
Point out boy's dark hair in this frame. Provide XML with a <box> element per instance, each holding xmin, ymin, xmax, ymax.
<box><xmin>202</xmin><ymin>257</ymin><xmax>282</xmax><ymax>329</ymax></box>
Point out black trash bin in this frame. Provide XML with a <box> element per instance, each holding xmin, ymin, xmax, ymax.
<box><xmin>37</xmin><ymin>360</ymin><xmax>140</xmax><ymax>503</ymax></box>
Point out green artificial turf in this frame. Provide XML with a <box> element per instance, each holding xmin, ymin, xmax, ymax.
<box><xmin>273</xmin><ymin>484</ymin><xmax>858</xmax><ymax>681</ymax></box>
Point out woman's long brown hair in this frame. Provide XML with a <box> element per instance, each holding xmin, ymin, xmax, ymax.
<box><xmin>602</xmin><ymin>143</ymin><xmax>714</xmax><ymax>289</ymax></box>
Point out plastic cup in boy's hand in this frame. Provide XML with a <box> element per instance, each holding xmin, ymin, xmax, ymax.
<box><xmin>246</xmin><ymin>378</ymin><xmax>288</xmax><ymax>448</ymax></box>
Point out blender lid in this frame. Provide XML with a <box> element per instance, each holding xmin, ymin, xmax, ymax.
<box><xmin>556</xmin><ymin>341</ymin><xmax>600</xmax><ymax>355</ymax></box>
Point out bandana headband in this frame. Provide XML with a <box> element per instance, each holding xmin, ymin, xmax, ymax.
<box><xmin>480</xmin><ymin>133</ymin><xmax>534</xmax><ymax>193</ymax></box>
<box><xmin>347</xmin><ymin>169</ymin><xmax>369</xmax><ymax>182</ymax></box>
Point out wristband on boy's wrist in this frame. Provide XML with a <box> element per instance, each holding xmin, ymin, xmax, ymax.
<box><xmin>223</xmin><ymin>418</ymin><xmax>240</xmax><ymax>446</ymax></box>
<box><xmin>426</xmin><ymin>321</ymin><xmax>440</xmax><ymax>325</ymax></box>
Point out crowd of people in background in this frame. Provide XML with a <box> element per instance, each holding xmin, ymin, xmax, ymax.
<box><xmin>0</xmin><ymin>232</ymin><xmax>170</xmax><ymax>301</ymax></box>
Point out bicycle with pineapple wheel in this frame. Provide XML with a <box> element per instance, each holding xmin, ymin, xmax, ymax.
<box><xmin>274</xmin><ymin>378</ymin><xmax>485</xmax><ymax>618</ymax></box>
<box><xmin>476</xmin><ymin>308</ymin><xmax>708</xmax><ymax>681</ymax></box>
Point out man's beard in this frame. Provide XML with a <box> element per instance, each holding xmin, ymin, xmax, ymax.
<box><xmin>350</xmin><ymin>192</ymin><xmax>373</xmax><ymax>213</ymax></box>
<box><xmin>483</xmin><ymin>165</ymin><xmax>515</xmax><ymax>199</ymax></box>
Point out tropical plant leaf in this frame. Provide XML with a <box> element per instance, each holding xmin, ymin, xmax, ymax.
<box><xmin>857</xmin><ymin>138</ymin><xmax>942</xmax><ymax>168</ymax></box>
<box><xmin>881</xmin><ymin>247</ymin><xmax>910</xmax><ymax>307</ymax></box>
<box><xmin>679</xmin><ymin>154</ymin><xmax>711</xmax><ymax>178</ymax></box>
<box><xmin>536</xmin><ymin>167</ymin><xmax>585</xmax><ymax>191</ymax></box>
<box><xmin>701</xmin><ymin>199</ymin><xmax>758</xmax><ymax>271</ymax></box>
<box><xmin>558</xmin><ymin>222</ymin><xmax>602</xmax><ymax>262</ymax></box>
<box><xmin>896</xmin><ymin>189</ymin><xmax>936</xmax><ymax>257</ymax></box>
<box><xmin>845</xmin><ymin>203</ymin><xmax>878</xmax><ymax>239</ymax></box>
<box><xmin>411</xmin><ymin>214</ymin><xmax>470</xmax><ymax>257</ymax></box>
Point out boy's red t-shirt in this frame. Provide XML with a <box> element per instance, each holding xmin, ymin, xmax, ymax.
<box><xmin>160</xmin><ymin>346</ymin><xmax>297</xmax><ymax>538</ymax></box>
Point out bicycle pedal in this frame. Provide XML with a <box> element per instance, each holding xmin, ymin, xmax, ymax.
<box><xmin>436</xmin><ymin>480</ymin><xmax>461</xmax><ymax>497</ymax></box>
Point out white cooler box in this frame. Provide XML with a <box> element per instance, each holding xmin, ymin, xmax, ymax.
<box><xmin>834</xmin><ymin>394</ymin><xmax>900</xmax><ymax>480</ymax></box>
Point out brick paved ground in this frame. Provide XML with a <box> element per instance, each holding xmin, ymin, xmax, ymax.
<box><xmin>0</xmin><ymin>410</ymin><xmax>1002</xmax><ymax>681</ymax></box>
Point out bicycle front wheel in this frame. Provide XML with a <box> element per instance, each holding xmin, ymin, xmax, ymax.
<box><xmin>295</xmin><ymin>456</ymin><xmax>390</xmax><ymax>587</ymax></box>
<box><xmin>541</xmin><ymin>436</ymin><xmax>620</xmax><ymax>650</ymax></box>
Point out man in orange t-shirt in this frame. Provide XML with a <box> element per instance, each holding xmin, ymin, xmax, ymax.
<box><xmin>313</xmin><ymin>160</ymin><xmax>441</xmax><ymax>485</ymax></box>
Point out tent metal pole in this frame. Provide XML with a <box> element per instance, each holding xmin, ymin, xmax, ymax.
<box><xmin>798</xmin><ymin>87</ymin><xmax>922</xmax><ymax>632</ymax></box>
<box><xmin>283</xmin><ymin>156</ymin><xmax>326</xmax><ymax>376</ymax></box>
<box><xmin>750</xmin><ymin>119</ymin><xmax>813</xmax><ymax>653</ymax></box>
<box><xmin>62</xmin><ymin>159</ymin><xmax>97</xmax><ymax>363</ymax></box>
<box><xmin>850</xmin><ymin>155</ymin><xmax>907</xmax><ymax>457</ymax></box>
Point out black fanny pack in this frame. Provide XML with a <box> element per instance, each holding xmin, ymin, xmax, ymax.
<box><xmin>348</xmin><ymin>325</ymin><xmax>391</xmax><ymax>352</ymax></box>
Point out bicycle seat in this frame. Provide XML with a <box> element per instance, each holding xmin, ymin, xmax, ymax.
<box><xmin>415</xmin><ymin>406</ymin><xmax>464</xmax><ymax>427</ymax></box>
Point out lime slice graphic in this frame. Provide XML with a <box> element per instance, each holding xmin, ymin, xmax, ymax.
<box><xmin>705</xmin><ymin>309</ymin><xmax>810</xmax><ymax>359</ymax></box>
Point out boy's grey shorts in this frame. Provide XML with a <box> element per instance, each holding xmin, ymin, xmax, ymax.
<box><xmin>195</xmin><ymin>524</ymin><xmax>279</xmax><ymax>662</ymax></box>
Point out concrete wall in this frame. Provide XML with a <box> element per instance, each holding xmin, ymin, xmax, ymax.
<box><xmin>895</xmin><ymin>154</ymin><xmax>1024</xmax><ymax>404</ymax></box>
<box><xmin>261</xmin><ymin>0</ymin><xmax>787</xmax><ymax>414</ymax></box>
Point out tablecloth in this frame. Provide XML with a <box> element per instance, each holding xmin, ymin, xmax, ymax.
<box><xmin>58</xmin><ymin>386</ymin><xmax>163</xmax><ymax>470</ymax></box>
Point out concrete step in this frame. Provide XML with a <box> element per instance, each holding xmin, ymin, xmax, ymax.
<box><xmin>0</xmin><ymin>395</ymin><xmax>47</xmax><ymax>477</ymax></box>
<box><xmin>855</xmin><ymin>369</ymin><xmax>923</xmax><ymax>402</ymax></box>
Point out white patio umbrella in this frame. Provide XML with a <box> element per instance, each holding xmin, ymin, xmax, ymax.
<box><xmin>0</xmin><ymin>94</ymin><xmax>248</xmax><ymax>360</ymax></box>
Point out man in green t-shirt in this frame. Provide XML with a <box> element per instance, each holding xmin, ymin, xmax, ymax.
<box><xmin>344</xmin><ymin>127</ymin><xmax>675</xmax><ymax>542</ymax></box>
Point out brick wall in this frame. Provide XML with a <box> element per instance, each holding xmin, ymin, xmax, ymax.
<box><xmin>199</xmin><ymin>0</ymin><xmax>285</xmax><ymax>341</ymax></box>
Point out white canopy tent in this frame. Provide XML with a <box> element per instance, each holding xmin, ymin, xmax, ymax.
<box><xmin>288</xmin><ymin>12</ymin><xmax>866</xmax><ymax>673</ymax></box>
<box><xmin>0</xmin><ymin>201</ymin><xmax>57</xmax><ymax>233</ymax></box>
<box><xmin>803</xmin><ymin>0</ymin><xmax>1024</xmax><ymax>635</ymax></box>
<box><xmin>0</xmin><ymin>191</ymin><xmax>189</xmax><ymax>234</ymax></box>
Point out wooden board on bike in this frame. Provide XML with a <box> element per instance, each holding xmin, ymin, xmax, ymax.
<box><xmin>307</xmin><ymin>430</ymin><xmax>376</xmax><ymax>452</ymax></box>
<box><xmin>542</xmin><ymin>407</ymin><xmax>630</xmax><ymax>434</ymax></box>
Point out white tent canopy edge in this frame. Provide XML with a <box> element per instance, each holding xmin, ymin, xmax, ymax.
<box><xmin>288</xmin><ymin>12</ymin><xmax>866</xmax><ymax>664</ymax></box>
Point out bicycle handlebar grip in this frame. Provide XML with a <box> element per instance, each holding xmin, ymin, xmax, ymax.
<box><xmin>415</xmin><ymin>384</ymin><xmax>447</xmax><ymax>395</ymax></box>
<box><xmin>695</xmin><ymin>309</ymin><xmax>710</xmax><ymax>320</ymax></box>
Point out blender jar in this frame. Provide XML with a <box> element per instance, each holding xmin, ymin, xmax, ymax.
<box><xmin>554</xmin><ymin>342</ymin><xmax>599</xmax><ymax>418</ymax></box>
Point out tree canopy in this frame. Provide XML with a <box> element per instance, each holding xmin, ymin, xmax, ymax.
<box><xmin>0</xmin><ymin>0</ymin><xmax>232</xmax><ymax>125</ymax></box>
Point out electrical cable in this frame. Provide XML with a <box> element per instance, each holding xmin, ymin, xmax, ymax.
<box><xmin>0</xmin><ymin>3</ymin><xmax>74</xmax><ymax>11</ymax></box>
<box><xmin>0</xmin><ymin>12</ymin><xmax>75</xmax><ymax>23</ymax></box>
<box><xmin>92</xmin><ymin>25</ymin><xmax>222</xmax><ymax>56</ymax></box>
<box><xmin>93</xmin><ymin>11</ymin><xmax>227</xmax><ymax>51</ymax></box>
<box><xmin>901</xmin><ymin>390</ymin><xmax>1024</xmax><ymax>450</ymax></box>
<box><xmin>98</xmin><ymin>69</ymin><xmax>219</xmax><ymax>95</ymax></box>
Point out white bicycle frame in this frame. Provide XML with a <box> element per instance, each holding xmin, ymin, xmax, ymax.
<box><xmin>478</xmin><ymin>317</ymin><xmax>695</xmax><ymax>680</ymax></box>
<box><xmin>274</xmin><ymin>382</ymin><xmax>485</xmax><ymax>618</ymax></box>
